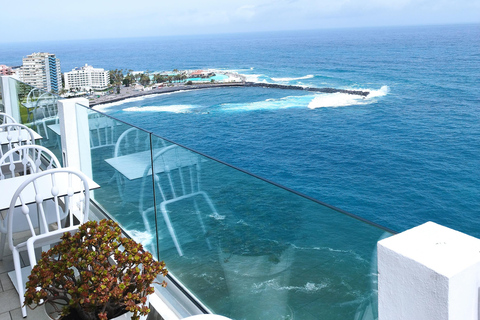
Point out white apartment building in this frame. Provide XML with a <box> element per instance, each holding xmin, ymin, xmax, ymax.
<box><xmin>64</xmin><ymin>64</ymin><xmax>110</xmax><ymax>91</ymax></box>
<box><xmin>19</xmin><ymin>52</ymin><xmax>62</xmax><ymax>93</ymax></box>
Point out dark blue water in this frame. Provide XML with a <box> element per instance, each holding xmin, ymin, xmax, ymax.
<box><xmin>3</xmin><ymin>24</ymin><xmax>480</xmax><ymax>236</ymax></box>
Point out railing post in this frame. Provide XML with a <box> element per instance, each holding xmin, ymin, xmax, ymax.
<box><xmin>57</xmin><ymin>98</ymin><xmax>92</xmax><ymax>179</ymax></box>
<box><xmin>1</xmin><ymin>76</ymin><xmax>21</xmax><ymax>121</ymax></box>
<box><xmin>378</xmin><ymin>221</ymin><xmax>480</xmax><ymax>320</ymax></box>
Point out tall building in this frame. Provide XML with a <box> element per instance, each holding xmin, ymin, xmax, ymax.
<box><xmin>19</xmin><ymin>52</ymin><xmax>62</xmax><ymax>93</ymax></box>
<box><xmin>0</xmin><ymin>65</ymin><xmax>13</xmax><ymax>75</ymax></box>
<box><xmin>64</xmin><ymin>64</ymin><xmax>110</xmax><ymax>91</ymax></box>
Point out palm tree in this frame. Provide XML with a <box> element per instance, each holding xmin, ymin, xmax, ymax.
<box><xmin>108</xmin><ymin>69</ymin><xmax>124</xmax><ymax>93</ymax></box>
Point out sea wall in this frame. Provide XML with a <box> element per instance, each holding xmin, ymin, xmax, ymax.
<box><xmin>90</xmin><ymin>82</ymin><xmax>369</xmax><ymax>107</ymax></box>
<box><xmin>244</xmin><ymin>82</ymin><xmax>370</xmax><ymax>96</ymax></box>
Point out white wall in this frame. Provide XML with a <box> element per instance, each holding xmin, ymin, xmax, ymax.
<box><xmin>378</xmin><ymin>221</ymin><xmax>480</xmax><ymax>320</ymax></box>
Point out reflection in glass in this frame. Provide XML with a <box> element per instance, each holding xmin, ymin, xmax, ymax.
<box><xmin>73</xmin><ymin>103</ymin><xmax>392</xmax><ymax>320</ymax></box>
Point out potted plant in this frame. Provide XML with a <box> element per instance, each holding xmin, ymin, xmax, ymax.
<box><xmin>23</xmin><ymin>219</ymin><xmax>168</xmax><ymax>320</ymax></box>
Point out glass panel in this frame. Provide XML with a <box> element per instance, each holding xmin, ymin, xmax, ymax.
<box><xmin>148</xmin><ymin>143</ymin><xmax>392</xmax><ymax>320</ymax></box>
<box><xmin>69</xmin><ymin>103</ymin><xmax>392</xmax><ymax>320</ymax></box>
<box><xmin>0</xmin><ymin>79</ymin><xmax>3</xmax><ymax>113</ymax></box>
<box><xmin>8</xmin><ymin>78</ymin><xmax>62</xmax><ymax>163</ymax></box>
<box><xmin>74</xmin><ymin>105</ymin><xmax>164</xmax><ymax>258</ymax></box>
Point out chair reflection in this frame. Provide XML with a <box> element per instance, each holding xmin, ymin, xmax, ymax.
<box><xmin>140</xmin><ymin>145</ymin><xmax>222</xmax><ymax>256</ymax></box>
<box><xmin>30</xmin><ymin>92</ymin><xmax>58</xmax><ymax>141</ymax></box>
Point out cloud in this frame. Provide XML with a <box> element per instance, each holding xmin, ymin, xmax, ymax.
<box><xmin>1</xmin><ymin>0</ymin><xmax>479</xmax><ymax>42</ymax></box>
<box><xmin>235</xmin><ymin>5</ymin><xmax>257</xmax><ymax>21</ymax></box>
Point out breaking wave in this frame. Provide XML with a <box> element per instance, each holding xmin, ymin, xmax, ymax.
<box><xmin>123</xmin><ymin>105</ymin><xmax>194</xmax><ymax>113</ymax></box>
<box><xmin>221</xmin><ymin>95</ymin><xmax>314</xmax><ymax>112</ymax></box>
<box><xmin>308</xmin><ymin>86</ymin><xmax>389</xmax><ymax>109</ymax></box>
<box><xmin>271</xmin><ymin>75</ymin><xmax>314</xmax><ymax>82</ymax></box>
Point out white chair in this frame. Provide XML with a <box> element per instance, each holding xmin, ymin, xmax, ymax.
<box><xmin>7</xmin><ymin>168</ymin><xmax>90</xmax><ymax>317</ymax></box>
<box><xmin>0</xmin><ymin>112</ymin><xmax>17</xmax><ymax>126</ymax></box>
<box><xmin>31</xmin><ymin>92</ymin><xmax>58</xmax><ymax>140</ymax></box>
<box><xmin>23</xmin><ymin>88</ymin><xmax>41</xmax><ymax>123</ymax></box>
<box><xmin>0</xmin><ymin>145</ymin><xmax>62</xmax><ymax>260</ymax></box>
<box><xmin>0</xmin><ymin>123</ymin><xmax>36</xmax><ymax>158</ymax></box>
<box><xmin>113</xmin><ymin>127</ymin><xmax>167</xmax><ymax>201</ymax></box>
<box><xmin>89</xmin><ymin>112</ymin><xmax>117</xmax><ymax>152</ymax></box>
<box><xmin>140</xmin><ymin>145</ymin><xmax>222</xmax><ymax>256</ymax></box>
<box><xmin>0</xmin><ymin>144</ymin><xmax>61</xmax><ymax>180</ymax></box>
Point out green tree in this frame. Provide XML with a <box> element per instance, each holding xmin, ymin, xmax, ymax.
<box><xmin>108</xmin><ymin>69</ymin><xmax>124</xmax><ymax>94</ymax></box>
<box><xmin>139</xmin><ymin>73</ymin><xmax>151</xmax><ymax>86</ymax></box>
<box><xmin>154</xmin><ymin>74</ymin><xmax>167</xmax><ymax>83</ymax></box>
<box><xmin>122</xmin><ymin>73</ymin><xmax>135</xmax><ymax>87</ymax></box>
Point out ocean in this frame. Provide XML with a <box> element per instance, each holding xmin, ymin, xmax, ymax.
<box><xmin>2</xmin><ymin>23</ymin><xmax>480</xmax><ymax>319</ymax></box>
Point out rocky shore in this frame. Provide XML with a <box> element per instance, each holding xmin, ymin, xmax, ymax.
<box><xmin>90</xmin><ymin>81</ymin><xmax>370</xmax><ymax>107</ymax></box>
<box><xmin>89</xmin><ymin>82</ymin><xmax>244</xmax><ymax>107</ymax></box>
<box><xmin>244</xmin><ymin>82</ymin><xmax>370</xmax><ymax>96</ymax></box>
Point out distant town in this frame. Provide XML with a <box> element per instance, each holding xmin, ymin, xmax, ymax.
<box><xmin>0</xmin><ymin>52</ymin><xmax>245</xmax><ymax>105</ymax></box>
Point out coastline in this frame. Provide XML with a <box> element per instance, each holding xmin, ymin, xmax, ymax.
<box><xmin>89</xmin><ymin>81</ymin><xmax>370</xmax><ymax>107</ymax></box>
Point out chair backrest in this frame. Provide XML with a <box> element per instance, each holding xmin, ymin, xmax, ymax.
<box><xmin>0</xmin><ymin>145</ymin><xmax>61</xmax><ymax>180</ymax></box>
<box><xmin>89</xmin><ymin>113</ymin><xmax>116</xmax><ymax>151</ymax></box>
<box><xmin>7</xmin><ymin>168</ymin><xmax>90</xmax><ymax>251</ymax></box>
<box><xmin>114</xmin><ymin>127</ymin><xmax>169</xmax><ymax>157</ymax></box>
<box><xmin>0</xmin><ymin>113</ymin><xmax>17</xmax><ymax>126</ymax></box>
<box><xmin>140</xmin><ymin>145</ymin><xmax>202</xmax><ymax>209</ymax></box>
<box><xmin>114</xmin><ymin>127</ymin><xmax>152</xmax><ymax>157</ymax></box>
<box><xmin>34</xmin><ymin>92</ymin><xmax>58</xmax><ymax>120</ymax></box>
<box><xmin>26</xmin><ymin>88</ymin><xmax>41</xmax><ymax>106</ymax></box>
<box><xmin>0</xmin><ymin>123</ymin><xmax>36</xmax><ymax>157</ymax></box>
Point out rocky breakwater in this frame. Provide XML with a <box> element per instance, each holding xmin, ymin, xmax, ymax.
<box><xmin>244</xmin><ymin>82</ymin><xmax>370</xmax><ymax>97</ymax></box>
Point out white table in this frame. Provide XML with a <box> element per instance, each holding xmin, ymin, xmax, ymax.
<box><xmin>46</xmin><ymin>123</ymin><xmax>60</xmax><ymax>136</ymax></box>
<box><xmin>105</xmin><ymin>148</ymin><xmax>200</xmax><ymax>180</ymax></box>
<box><xmin>48</xmin><ymin>119</ymin><xmax>120</xmax><ymax>137</ymax></box>
<box><xmin>0</xmin><ymin>169</ymin><xmax>100</xmax><ymax>211</ymax></box>
<box><xmin>0</xmin><ymin>129</ymin><xmax>42</xmax><ymax>145</ymax></box>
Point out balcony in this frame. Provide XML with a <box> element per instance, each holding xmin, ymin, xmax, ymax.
<box><xmin>0</xmin><ymin>76</ymin><xmax>394</xmax><ymax>319</ymax></box>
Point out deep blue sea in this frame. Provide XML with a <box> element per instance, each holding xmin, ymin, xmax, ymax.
<box><xmin>3</xmin><ymin>23</ymin><xmax>480</xmax><ymax>319</ymax></box>
<box><xmin>3</xmin><ymin>24</ymin><xmax>480</xmax><ymax>236</ymax></box>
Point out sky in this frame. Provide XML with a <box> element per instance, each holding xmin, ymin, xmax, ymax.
<box><xmin>1</xmin><ymin>0</ymin><xmax>479</xmax><ymax>43</ymax></box>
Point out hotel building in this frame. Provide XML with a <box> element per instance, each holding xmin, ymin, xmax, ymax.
<box><xmin>18</xmin><ymin>52</ymin><xmax>62</xmax><ymax>93</ymax></box>
<box><xmin>64</xmin><ymin>64</ymin><xmax>110</xmax><ymax>91</ymax></box>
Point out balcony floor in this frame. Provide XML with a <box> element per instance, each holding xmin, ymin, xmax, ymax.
<box><xmin>0</xmin><ymin>250</ymin><xmax>50</xmax><ymax>320</ymax></box>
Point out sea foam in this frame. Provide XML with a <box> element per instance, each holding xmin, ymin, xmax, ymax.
<box><xmin>244</xmin><ymin>74</ymin><xmax>263</xmax><ymax>82</ymax></box>
<box><xmin>308</xmin><ymin>85</ymin><xmax>389</xmax><ymax>109</ymax></box>
<box><xmin>271</xmin><ymin>75</ymin><xmax>314</xmax><ymax>82</ymax></box>
<box><xmin>221</xmin><ymin>95</ymin><xmax>313</xmax><ymax>112</ymax></box>
<box><xmin>252</xmin><ymin>280</ymin><xmax>328</xmax><ymax>293</ymax></box>
<box><xmin>123</xmin><ymin>105</ymin><xmax>194</xmax><ymax>113</ymax></box>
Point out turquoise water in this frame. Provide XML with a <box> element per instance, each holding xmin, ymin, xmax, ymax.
<box><xmin>3</xmin><ymin>23</ymin><xmax>480</xmax><ymax>319</ymax></box>
<box><xmin>186</xmin><ymin>74</ymin><xmax>229</xmax><ymax>82</ymax></box>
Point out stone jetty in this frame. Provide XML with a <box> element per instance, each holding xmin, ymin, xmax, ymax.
<box><xmin>90</xmin><ymin>82</ymin><xmax>369</xmax><ymax>107</ymax></box>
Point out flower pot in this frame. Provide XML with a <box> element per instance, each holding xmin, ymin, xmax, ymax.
<box><xmin>219</xmin><ymin>245</ymin><xmax>295</xmax><ymax>320</ymax></box>
<box><xmin>44</xmin><ymin>301</ymin><xmax>149</xmax><ymax>320</ymax></box>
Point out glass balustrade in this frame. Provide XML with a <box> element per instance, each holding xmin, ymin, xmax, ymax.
<box><xmin>0</xmin><ymin>78</ymin><xmax>390</xmax><ymax>320</ymax></box>
<box><xmin>0</xmin><ymin>81</ymin><xmax>3</xmax><ymax>113</ymax></box>
<box><xmin>8</xmin><ymin>78</ymin><xmax>63</xmax><ymax>164</ymax></box>
<box><xmin>0</xmin><ymin>77</ymin><xmax>395</xmax><ymax>319</ymax></box>
<box><xmin>73</xmin><ymin>101</ymin><xmax>393</xmax><ymax>320</ymax></box>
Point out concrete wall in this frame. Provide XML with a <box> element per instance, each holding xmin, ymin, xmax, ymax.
<box><xmin>378</xmin><ymin>221</ymin><xmax>480</xmax><ymax>320</ymax></box>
